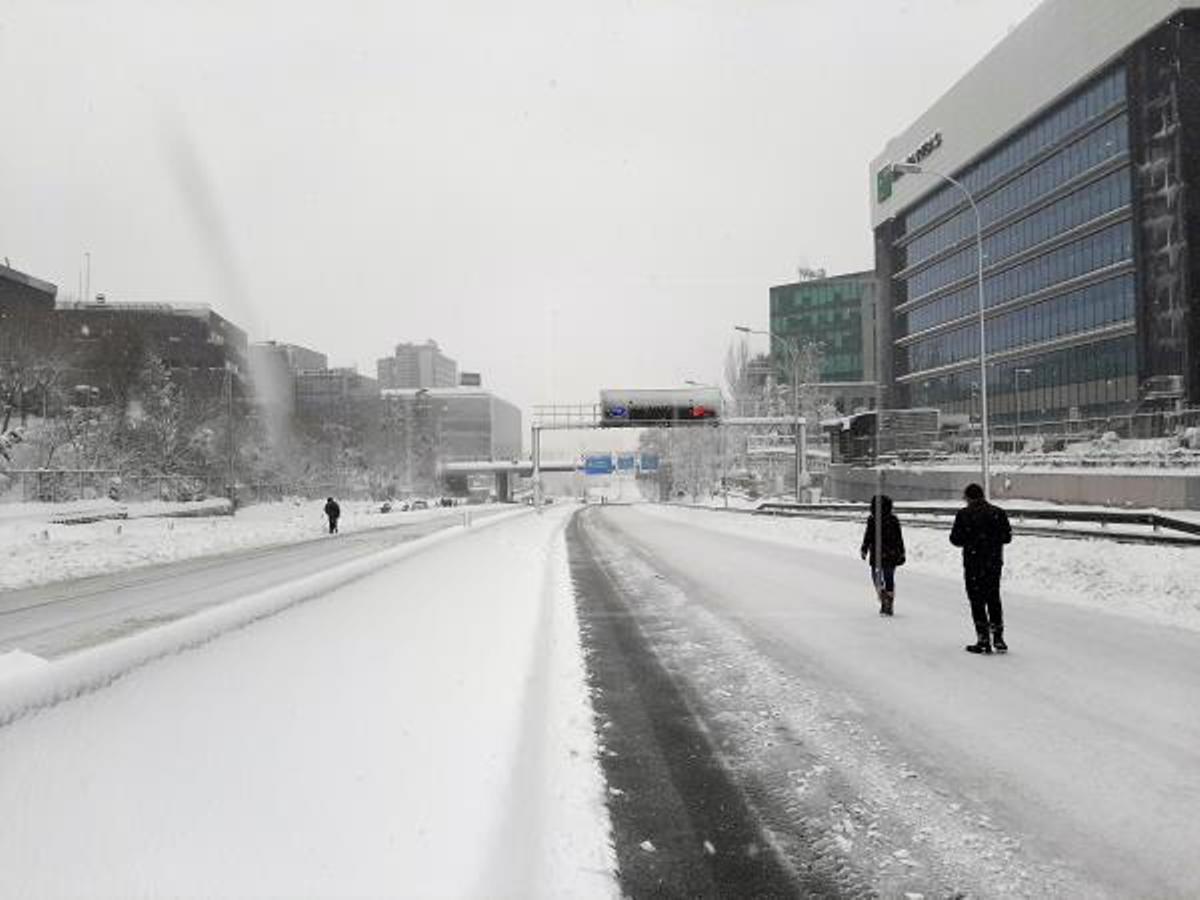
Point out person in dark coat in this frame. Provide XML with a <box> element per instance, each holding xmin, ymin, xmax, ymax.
<box><xmin>324</xmin><ymin>497</ymin><xmax>341</xmax><ymax>534</ymax></box>
<box><xmin>860</xmin><ymin>494</ymin><xmax>905</xmax><ymax>616</ymax></box>
<box><xmin>949</xmin><ymin>483</ymin><xmax>1012</xmax><ymax>654</ymax></box>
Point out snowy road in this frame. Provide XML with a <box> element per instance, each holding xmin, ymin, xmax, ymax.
<box><xmin>0</xmin><ymin>506</ymin><xmax>613</xmax><ymax>898</ymax></box>
<box><xmin>573</xmin><ymin>504</ymin><xmax>1200</xmax><ymax>898</ymax></box>
<box><xmin>0</xmin><ymin>508</ymin><xmax>504</xmax><ymax>658</ymax></box>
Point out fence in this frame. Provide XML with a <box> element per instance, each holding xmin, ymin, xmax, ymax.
<box><xmin>756</xmin><ymin>500</ymin><xmax>1200</xmax><ymax>546</ymax></box>
<box><xmin>0</xmin><ymin>470</ymin><xmax>219</xmax><ymax>504</ymax></box>
<box><xmin>0</xmin><ymin>469</ymin><xmax>390</xmax><ymax>506</ymax></box>
<box><xmin>829</xmin><ymin>407</ymin><xmax>1200</xmax><ymax>467</ymax></box>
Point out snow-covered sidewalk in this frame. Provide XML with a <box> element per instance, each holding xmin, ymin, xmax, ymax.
<box><xmin>0</xmin><ymin>498</ymin><xmax>494</xmax><ymax>593</ymax></box>
<box><xmin>644</xmin><ymin>503</ymin><xmax>1200</xmax><ymax>634</ymax></box>
<box><xmin>0</xmin><ymin>504</ymin><xmax>614</xmax><ymax>898</ymax></box>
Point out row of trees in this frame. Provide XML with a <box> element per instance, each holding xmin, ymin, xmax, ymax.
<box><xmin>2</xmin><ymin>353</ymin><xmax>228</xmax><ymax>477</ymax></box>
<box><xmin>636</xmin><ymin>330</ymin><xmax>836</xmax><ymax>501</ymax></box>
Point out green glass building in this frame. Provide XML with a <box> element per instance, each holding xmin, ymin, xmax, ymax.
<box><xmin>768</xmin><ymin>271</ymin><xmax>878</xmax><ymax>412</ymax></box>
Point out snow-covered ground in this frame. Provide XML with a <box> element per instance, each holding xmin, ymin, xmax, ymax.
<box><xmin>0</xmin><ymin>505</ymin><xmax>615</xmax><ymax>897</ymax></box>
<box><xmin>0</xmin><ymin>497</ymin><xmax>231</xmax><ymax>525</ymax></box>
<box><xmin>0</xmin><ymin>498</ymin><xmax>495</xmax><ymax>593</ymax></box>
<box><xmin>644</xmin><ymin>503</ymin><xmax>1200</xmax><ymax>634</ymax></box>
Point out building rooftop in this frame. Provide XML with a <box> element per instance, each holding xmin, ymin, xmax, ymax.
<box><xmin>56</xmin><ymin>299</ymin><xmax>220</xmax><ymax>320</ymax></box>
<box><xmin>1</xmin><ymin>263</ymin><xmax>57</xmax><ymax>296</ymax></box>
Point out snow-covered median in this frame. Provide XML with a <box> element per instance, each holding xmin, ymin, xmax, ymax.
<box><xmin>0</xmin><ymin>504</ymin><xmax>615</xmax><ymax>897</ymax></box>
<box><xmin>643</xmin><ymin>503</ymin><xmax>1200</xmax><ymax>634</ymax></box>
<box><xmin>0</xmin><ymin>498</ymin><xmax>494</xmax><ymax>592</ymax></box>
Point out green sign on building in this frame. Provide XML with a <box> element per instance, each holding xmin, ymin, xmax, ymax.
<box><xmin>876</xmin><ymin>166</ymin><xmax>894</xmax><ymax>203</ymax></box>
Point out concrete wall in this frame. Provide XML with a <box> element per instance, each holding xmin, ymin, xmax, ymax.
<box><xmin>826</xmin><ymin>464</ymin><xmax>1200</xmax><ymax>509</ymax></box>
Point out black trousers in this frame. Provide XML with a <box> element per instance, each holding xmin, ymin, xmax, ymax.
<box><xmin>964</xmin><ymin>565</ymin><xmax>1003</xmax><ymax>634</ymax></box>
<box><xmin>328</xmin><ymin>517</ymin><xmax>339</xmax><ymax>534</ymax></box>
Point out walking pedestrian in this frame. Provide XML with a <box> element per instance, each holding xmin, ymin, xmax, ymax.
<box><xmin>949</xmin><ymin>483</ymin><xmax>1012</xmax><ymax>654</ymax></box>
<box><xmin>324</xmin><ymin>496</ymin><xmax>341</xmax><ymax>534</ymax></box>
<box><xmin>860</xmin><ymin>493</ymin><xmax>905</xmax><ymax>616</ymax></box>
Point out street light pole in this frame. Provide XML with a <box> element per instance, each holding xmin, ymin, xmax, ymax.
<box><xmin>736</xmin><ymin>325</ymin><xmax>805</xmax><ymax>502</ymax></box>
<box><xmin>891</xmin><ymin>161</ymin><xmax>992</xmax><ymax>500</ymax></box>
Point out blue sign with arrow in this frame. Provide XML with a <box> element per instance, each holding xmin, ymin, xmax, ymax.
<box><xmin>582</xmin><ymin>454</ymin><xmax>615</xmax><ymax>475</ymax></box>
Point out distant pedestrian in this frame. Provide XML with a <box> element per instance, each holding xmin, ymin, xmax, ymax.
<box><xmin>949</xmin><ymin>483</ymin><xmax>1012</xmax><ymax>654</ymax></box>
<box><xmin>324</xmin><ymin>497</ymin><xmax>341</xmax><ymax>534</ymax></box>
<box><xmin>860</xmin><ymin>494</ymin><xmax>905</xmax><ymax>616</ymax></box>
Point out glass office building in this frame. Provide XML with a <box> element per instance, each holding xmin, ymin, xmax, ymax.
<box><xmin>870</xmin><ymin>0</ymin><xmax>1200</xmax><ymax>424</ymax></box>
<box><xmin>768</xmin><ymin>271</ymin><xmax>878</xmax><ymax>412</ymax></box>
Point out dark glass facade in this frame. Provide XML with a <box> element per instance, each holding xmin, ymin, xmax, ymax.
<box><xmin>876</xmin><ymin>13</ymin><xmax>1200</xmax><ymax>423</ymax></box>
<box><xmin>878</xmin><ymin>62</ymin><xmax>1153</xmax><ymax>422</ymax></box>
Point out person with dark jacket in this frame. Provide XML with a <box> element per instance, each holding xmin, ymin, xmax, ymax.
<box><xmin>324</xmin><ymin>497</ymin><xmax>341</xmax><ymax>534</ymax></box>
<box><xmin>860</xmin><ymin>494</ymin><xmax>905</xmax><ymax>616</ymax></box>
<box><xmin>949</xmin><ymin>483</ymin><xmax>1012</xmax><ymax>654</ymax></box>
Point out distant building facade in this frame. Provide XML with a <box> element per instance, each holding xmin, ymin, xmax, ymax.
<box><xmin>377</xmin><ymin>387</ymin><xmax>522</xmax><ymax>493</ymax></box>
<box><xmin>248</xmin><ymin>341</ymin><xmax>329</xmax><ymax>421</ymax></box>
<box><xmin>768</xmin><ymin>271</ymin><xmax>879</xmax><ymax>413</ymax></box>
<box><xmin>377</xmin><ymin>340</ymin><xmax>459</xmax><ymax>389</ymax></box>
<box><xmin>0</xmin><ymin>263</ymin><xmax>56</xmax><ymax>321</ymax></box>
<box><xmin>0</xmin><ymin>263</ymin><xmax>57</xmax><ymax>362</ymax></box>
<box><xmin>295</xmin><ymin>367</ymin><xmax>380</xmax><ymax>423</ymax></box>
<box><xmin>56</xmin><ymin>299</ymin><xmax>248</xmax><ymax>399</ymax></box>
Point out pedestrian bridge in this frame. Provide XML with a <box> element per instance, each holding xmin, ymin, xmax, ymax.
<box><xmin>440</xmin><ymin>459</ymin><xmax>578</xmax><ymax>476</ymax></box>
<box><xmin>440</xmin><ymin>459</ymin><xmax>580</xmax><ymax>502</ymax></box>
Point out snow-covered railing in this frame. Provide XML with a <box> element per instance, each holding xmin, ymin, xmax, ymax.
<box><xmin>755</xmin><ymin>501</ymin><xmax>1200</xmax><ymax>546</ymax></box>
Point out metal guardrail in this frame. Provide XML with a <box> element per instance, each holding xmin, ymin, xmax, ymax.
<box><xmin>755</xmin><ymin>501</ymin><xmax>1200</xmax><ymax>546</ymax></box>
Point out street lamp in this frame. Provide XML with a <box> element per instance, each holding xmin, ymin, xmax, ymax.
<box><xmin>890</xmin><ymin>160</ymin><xmax>992</xmax><ymax>500</ymax></box>
<box><xmin>734</xmin><ymin>325</ymin><xmax>806</xmax><ymax>501</ymax></box>
<box><xmin>1014</xmin><ymin>368</ymin><xmax>1033</xmax><ymax>454</ymax></box>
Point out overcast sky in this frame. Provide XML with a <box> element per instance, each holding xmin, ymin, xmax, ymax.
<box><xmin>1</xmin><ymin>0</ymin><xmax>1041</xmax><ymax>446</ymax></box>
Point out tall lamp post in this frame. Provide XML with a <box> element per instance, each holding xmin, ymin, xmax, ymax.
<box><xmin>1014</xmin><ymin>367</ymin><xmax>1033</xmax><ymax>454</ymax></box>
<box><xmin>890</xmin><ymin>161</ymin><xmax>992</xmax><ymax>500</ymax></box>
<box><xmin>734</xmin><ymin>325</ymin><xmax>806</xmax><ymax>502</ymax></box>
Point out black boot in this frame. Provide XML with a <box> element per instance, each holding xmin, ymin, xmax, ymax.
<box><xmin>965</xmin><ymin>629</ymin><xmax>992</xmax><ymax>654</ymax></box>
<box><xmin>881</xmin><ymin>590</ymin><xmax>894</xmax><ymax>616</ymax></box>
<box><xmin>992</xmin><ymin>627</ymin><xmax>1007</xmax><ymax>654</ymax></box>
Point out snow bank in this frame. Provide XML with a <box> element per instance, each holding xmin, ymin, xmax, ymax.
<box><xmin>0</xmin><ymin>507</ymin><xmax>529</xmax><ymax>727</ymax></box>
<box><xmin>643</xmin><ymin>504</ymin><xmax>1200</xmax><ymax>634</ymax></box>
<box><xmin>0</xmin><ymin>498</ymin><xmax>501</xmax><ymax>592</ymax></box>
<box><xmin>0</xmin><ymin>505</ymin><xmax>614</xmax><ymax>898</ymax></box>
